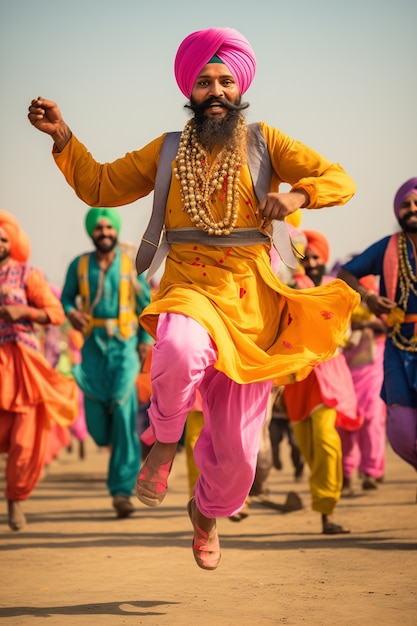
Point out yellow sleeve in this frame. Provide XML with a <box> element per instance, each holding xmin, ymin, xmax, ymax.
<box><xmin>52</xmin><ymin>133</ymin><xmax>166</xmax><ymax>207</ymax></box>
<box><xmin>259</xmin><ymin>121</ymin><xmax>356</xmax><ymax>208</ymax></box>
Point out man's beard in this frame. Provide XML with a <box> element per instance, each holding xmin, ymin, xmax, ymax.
<box><xmin>93</xmin><ymin>235</ymin><xmax>118</xmax><ymax>253</ymax></box>
<box><xmin>0</xmin><ymin>249</ymin><xmax>10</xmax><ymax>264</ymax></box>
<box><xmin>398</xmin><ymin>212</ymin><xmax>417</xmax><ymax>233</ymax></box>
<box><xmin>186</xmin><ymin>96</ymin><xmax>249</xmax><ymax>149</ymax></box>
<box><xmin>305</xmin><ymin>264</ymin><xmax>326</xmax><ymax>286</ymax></box>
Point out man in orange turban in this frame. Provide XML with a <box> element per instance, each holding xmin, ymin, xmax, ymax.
<box><xmin>284</xmin><ymin>229</ymin><xmax>362</xmax><ymax>534</ymax></box>
<box><xmin>0</xmin><ymin>211</ymin><xmax>78</xmax><ymax>531</ymax></box>
<box><xmin>0</xmin><ymin>211</ymin><xmax>20</xmax><ymax>256</ymax></box>
<box><xmin>302</xmin><ymin>229</ymin><xmax>330</xmax><ymax>286</ymax></box>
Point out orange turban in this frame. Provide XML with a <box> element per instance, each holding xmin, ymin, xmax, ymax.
<box><xmin>303</xmin><ymin>229</ymin><xmax>330</xmax><ymax>264</ymax></box>
<box><xmin>0</xmin><ymin>210</ymin><xmax>20</xmax><ymax>253</ymax></box>
<box><xmin>11</xmin><ymin>229</ymin><xmax>31</xmax><ymax>262</ymax></box>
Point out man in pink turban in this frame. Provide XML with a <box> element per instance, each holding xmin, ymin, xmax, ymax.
<box><xmin>174</xmin><ymin>27</ymin><xmax>256</xmax><ymax>99</ymax></box>
<box><xmin>28</xmin><ymin>27</ymin><xmax>358</xmax><ymax>569</ymax></box>
<box><xmin>339</xmin><ymin>177</ymin><xmax>417</xmax><ymax>480</ymax></box>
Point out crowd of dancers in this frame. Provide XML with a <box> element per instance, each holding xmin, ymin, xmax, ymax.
<box><xmin>1</xmin><ymin>27</ymin><xmax>415</xmax><ymax>574</ymax></box>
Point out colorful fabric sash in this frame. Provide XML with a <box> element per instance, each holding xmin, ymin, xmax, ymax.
<box><xmin>383</xmin><ymin>232</ymin><xmax>417</xmax><ymax>337</ymax></box>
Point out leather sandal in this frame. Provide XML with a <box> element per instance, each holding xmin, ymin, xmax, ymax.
<box><xmin>187</xmin><ymin>497</ymin><xmax>221</xmax><ymax>570</ymax></box>
<box><xmin>136</xmin><ymin>455</ymin><xmax>173</xmax><ymax>508</ymax></box>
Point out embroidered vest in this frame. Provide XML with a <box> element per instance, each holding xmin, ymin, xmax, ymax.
<box><xmin>0</xmin><ymin>260</ymin><xmax>39</xmax><ymax>350</ymax></box>
<box><xmin>135</xmin><ymin>123</ymin><xmax>298</xmax><ymax>277</ymax></box>
<box><xmin>77</xmin><ymin>252</ymin><xmax>138</xmax><ymax>339</ymax></box>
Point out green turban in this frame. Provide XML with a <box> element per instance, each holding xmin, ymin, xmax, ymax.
<box><xmin>85</xmin><ymin>207</ymin><xmax>122</xmax><ymax>237</ymax></box>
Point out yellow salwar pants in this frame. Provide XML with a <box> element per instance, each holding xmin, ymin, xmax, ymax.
<box><xmin>292</xmin><ymin>405</ymin><xmax>343</xmax><ymax>516</ymax></box>
<box><xmin>184</xmin><ymin>410</ymin><xmax>205</xmax><ymax>498</ymax></box>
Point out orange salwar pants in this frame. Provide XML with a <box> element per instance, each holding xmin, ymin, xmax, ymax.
<box><xmin>0</xmin><ymin>406</ymin><xmax>48</xmax><ymax>501</ymax></box>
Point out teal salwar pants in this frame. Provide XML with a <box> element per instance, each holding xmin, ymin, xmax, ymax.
<box><xmin>84</xmin><ymin>385</ymin><xmax>140</xmax><ymax>496</ymax></box>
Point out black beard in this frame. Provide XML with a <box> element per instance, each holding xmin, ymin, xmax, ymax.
<box><xmin>0</xmin><ymin>250</ymin><xmax>10</xmax><ymax>264</ymax></box>
<box><xmin>93</xmin><ymin>235</ymin><xmax>118</xmax><ymax>253</ymax></box>
<box><xmin>186</xmin><ymin>96</ymin><xmax>249</xmax><ymax>148</ymax></box>
<box><xmin>398</xmin><ymin>213</ymin><xmax>417</xmax><ymax>233</ymax></box>
<box><xmin>305</xmin><ymin>264</ymin><xmax>326</xmax><ymax>286</ymax></box>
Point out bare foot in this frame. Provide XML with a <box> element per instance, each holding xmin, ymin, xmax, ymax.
<box><xmin>8</xmin><ymin>500</ymin><xmax>26</xmax><ymax>531</ymax></box>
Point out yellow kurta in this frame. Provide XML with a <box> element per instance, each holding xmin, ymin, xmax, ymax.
<box><xmin>54</xmin><ymin>121</ymin><xmax>359</xmax><ymax>385</ymax></box>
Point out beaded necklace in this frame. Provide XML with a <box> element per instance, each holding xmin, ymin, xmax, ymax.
<box><xmin>174</xmin><ymin>118</ymin><xmax>246</xmax><ymax>236</ymax></box>
<box><xmin>388</xmin><ymin>232</ymin><xmax>417</xmax><ymax>352</ymax></box>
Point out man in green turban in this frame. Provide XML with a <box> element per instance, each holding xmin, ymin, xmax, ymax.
<box><xmin>61</xmin><ymin>207</ymin><xmax>153</xmax><ymax>518</ymax></box>
<box><xmin>85</xmin><ymin>207</ymin><xmax>122</xmax><ymax>239</ymax></box>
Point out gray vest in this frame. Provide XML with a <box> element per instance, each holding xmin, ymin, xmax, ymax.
<box><xmin>135</xmin><ymin>123</ymin><xmax>297</xmax><ymax>277</ymax></box>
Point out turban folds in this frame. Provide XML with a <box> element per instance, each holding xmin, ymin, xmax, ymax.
<box><xmin>174</xmin><ymin>27</ymin><xmax>256</xmax><ymax>98</ymax></box>
<box><xmin>85</xmin><ymin>208</ymin><xmax>122</xmax><ymax>238</ymax></box>
<box><xmin>0</xmin><ymin>210</ymin><xmax>20</xmax><ymax>253</ymax></box>
<box><xmin>11</xmin><ymin>229</ymin><xmax>31</xmax><ymax>262</ymax></box>
<box><xmin>303</xmin><ymin>229</ymin><xmax>330</xmax><ymax>264</ymax></box>
<box><xmin>393</xmin><ymin>177</ymin><xmax>417</xmax><ymax>219</ymax></box>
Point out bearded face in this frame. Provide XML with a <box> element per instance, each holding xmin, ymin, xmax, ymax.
<box><xmin>0</xmin><ymin>228</ymin><xmax>10</xmax><ymax>265</ymax></box>
<box><xmin>397</xmin><ymin>194</ymin><xmax>417</xmax><ymax>233</ymax></box>
<box><xmin>91</xmin><ymin>219</ymin><xmax>118</xmax><ymax>254</ymax></box>
<box><xmin>301</xmin><ymin>251</ymin><xmax>326</xmax><ymax>286</ymax></box>
<box><xmin>187</xmin><ymin>95</ymin><xmax>248</xmax><ymax>149</ymax></box>
<box><xmin>92</xmin><ymin>233</ymin><xmax>118</xmax><ymax>253</ymax></box>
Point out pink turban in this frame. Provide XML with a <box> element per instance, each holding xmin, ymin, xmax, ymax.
<box><xmin>174</xmin><ymin>27</ymin><xmax>256</xmax><ymax>98</ymax></box>
<box><xmin>393</xmin><ymin>177</ymin><xmax>417</xmax><ymax>218</ymax></box>
<box><xmin>0</xmin><ymin>210</ymin><xmax>20</xmax><ymax>253</ymax></box>
<box><xmin>303</xmin><ymin>229</ymin><xmax>330</xmax><ymax>264</ymax></box>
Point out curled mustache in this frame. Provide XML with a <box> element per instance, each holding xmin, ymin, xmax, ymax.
<box><xmin>402</xmin><ymin>210</ymin><xmax>417</xmax><ymax>220</ymax></box>
<box><xmin>185</xmin><ymin>95</ymin><xmax>249</xmax><ymax>114</ymax></box>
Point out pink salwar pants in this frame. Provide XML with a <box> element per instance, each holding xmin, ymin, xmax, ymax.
<box><xmin>338</xmin><ymin>341</ymin><xmax>387</xmax><ymax>479</ymax></box>
<box><xmin>148</xmin><ymin>313</ymin><xmax>273</xmax><ymax>518</ymax></box>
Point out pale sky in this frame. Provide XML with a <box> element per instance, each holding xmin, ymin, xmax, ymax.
<box><xmin>1</xmin><ymin>0</ymin><xmax>416</xmax><ymax>285</ymax></box>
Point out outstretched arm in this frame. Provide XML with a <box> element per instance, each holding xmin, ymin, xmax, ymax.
<box><xmin>28</xmin><ymin>97</ymin><xmax>72</xmax><ymax>152</ymax></box>
<box><xmin>338</xmin><ymin>268</ymin><xmax>397</xmax><ymax>318</ymax></box>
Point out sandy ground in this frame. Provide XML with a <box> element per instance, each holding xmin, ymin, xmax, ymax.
<box><xmin>0</xmin><ymin>436</ymin><xmax>416</xmax><ymax>626</ymax></box>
